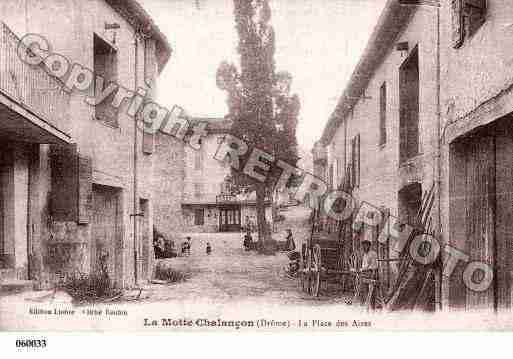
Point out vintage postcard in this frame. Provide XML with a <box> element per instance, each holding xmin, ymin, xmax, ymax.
<box><xmin>1</xmin><ymin>0</ymin><xmax>513</xmax><ymax>337</ymax></box>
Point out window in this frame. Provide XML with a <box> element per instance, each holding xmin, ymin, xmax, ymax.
<box><xmin>328</xmin><ymin>164</ymin><xmax>334</xmax><ymax>190</ymax></box>
<box><xmin>399</xmin><ymin>47</ymin><xmax>419</xmax><ymax>163</ymax></box>
<box><xmin>194</xmin><ymin>183</ymin><xmax>203</xmax><ymax>198</ymax></box>
<box><xmin>93</xmin><ymin>34</ymin><xmax>118</xmax><ymax>127</ymax></box>
<box><xmin>452</xmin><ymin>0</ymin><xmax>486</xmax><ymax>48</ymax></box>
<box><xmin>464</xmin><ymin>0</ymin><xmax>486</xmax><ymax>38</ymax></box>
<box><xmin>194</xmin><ymin>208</ymin><xmax>205</xmax><ymax>225</ymax></box>
<box><xmin>379</xmin><ymin>82</ymin><xmax>387</xmax><ymax>146</ymax></box>
<box><xmin>194</xmin><ymin>149</ymin><xmax>202</xmax><ymax>170</ymax></box>
<box><xmin>351</xmin><ymin>134</ymin><xmax>360</xmax><ymax>188</ymax></box>
<box><xmin>336</xmin><ymin>157</ymin><xmax>342</xmax><ymax>189</ymax></box>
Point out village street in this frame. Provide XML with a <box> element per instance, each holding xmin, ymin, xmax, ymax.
<box><xmin>146</xmin><ymin>205</ymin><xmax>331</xmax><ymax>305</ymax></box>
<box><xmin>0</xmin><ymin>205</ymin><xmax>504</xmax><ymax>331</ymax></box>
<box><xmin>0</xmin><ymin>206</ymin><xmax>363</xmax><ymax>332</ymax></box>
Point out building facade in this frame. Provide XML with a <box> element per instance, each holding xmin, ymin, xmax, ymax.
<box><xmin>316</xmin><ymin>0</ymin><xmax>513</xmax><ymax>312</ymax></box>
<box><xmin>317</xmin><ymin>0</ymin><xmax>440</xmax><ymax>306</ymax></box>
<box><xmin>179</xmin><ymin>118</ymin><xmax>272</xmax><ymax>233</ymax></box>
<box><xmin>439</xmin><ymin>0</ymin><xmax>513</xmax><ymax>311</ymax></box>
<box><xmin>0</xmin><ymin>0</ymin><xmax>171</xmax><ymax>289</ymax></box>
<box><xmin>320</xmin><ymin>2</ymin><xmax>439</xmax><ymax>228</ymax></box>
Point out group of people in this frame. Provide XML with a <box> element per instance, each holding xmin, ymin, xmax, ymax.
<box><xmin>153</xmin><ymin>231</ymin><xmax>214</xmax><ymax>259</ymax></box>
<box><xmin>243</xmin><ymin>228</ymin><xmax>296</xmax><ymax>252</ymax></box>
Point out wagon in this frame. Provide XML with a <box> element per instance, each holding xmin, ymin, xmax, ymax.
<box><xmin>299</xmin><ymin>217</ymin><xmax>355</xmax><ymax>297</ymax></box>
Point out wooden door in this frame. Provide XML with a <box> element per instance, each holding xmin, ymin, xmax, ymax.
<box><xmin>219</xmin><ymin>206</ymin><xmax>241</xmax><ymax>232</ymax></box>
<box><xmin>92</xmin><ymin>185</ymin><xmax>121</xmax><ymax>286</ymax></box>
<box><xmin>0</xmin><ymin>149</ymin><xmax>4</xmax><ymax>260</ymax></box>
<box><xmin>465</xmin><ymin>134</ymin><xmax>495</xmax><ymax>310</ymax></box>
<box><xmin>139</xmin><ymin>199</ymin><xmax>150</xmax><ymax>281</ymax></box>
<box><xmin>495</xmin><ymin>121</ymin><xmax>513</xmax><ymax>310</ymax></box>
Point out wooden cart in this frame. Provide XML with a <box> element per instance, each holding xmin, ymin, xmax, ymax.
<box><xmin>299</xmin><ymin>210</ymin><xmax>355</xmax><ymax>297</ymax></box>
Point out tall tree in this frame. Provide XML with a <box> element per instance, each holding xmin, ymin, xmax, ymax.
<box><xmin>217</xmin><ymin>0</ymin><xmax>299</xmax><ymax>251</ymax></box>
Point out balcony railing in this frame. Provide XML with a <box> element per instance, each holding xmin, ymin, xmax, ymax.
<box><xmin>0</xmin><ymin>22</ymin><xmax>70</xmax><ymax>135</ymax></box>
<box><xmin>312</xmin><ymin>142</ymin><xmax>327</xmax><ymax>163</ymax></box>
<box><xmin>216</xmin><ymin>193</ymin><xmax>238</xmax><ymax>204</ymax></box>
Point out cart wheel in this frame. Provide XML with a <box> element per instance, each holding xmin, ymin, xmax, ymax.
<box><xmin>305</xmin><ymin>248</ymin><xmax>312</xmax><ymax>294</ymax></box>
<box><xmin>298</xmin><ymin>256</ymin><xmax>305</xmax><ymax>291</ymax></box>
<box><xmin>311</xmin><ymin>244</ymin><xmax>322</xmax><ymax>297</ymax></box>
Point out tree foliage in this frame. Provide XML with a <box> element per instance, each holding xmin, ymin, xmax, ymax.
<box><xmin>216</xmin><ymin>0</ymin><xmax>300</xmax><ymax>248</ymax></box>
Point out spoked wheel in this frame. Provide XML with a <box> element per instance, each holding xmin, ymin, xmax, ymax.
<box><xmin>304</xmin><ymin>249</ymin><xmax>313</xmax><ymax>294</ymax></box>
<box><xmin>310</xmin><ymin>244</ymin><xmax>322</xmax><ymax>297</ymax></box>
<box><xmin>298</xmin><ymin>254</ymin><xmax>305</xmax><ymax>291</ymax></box>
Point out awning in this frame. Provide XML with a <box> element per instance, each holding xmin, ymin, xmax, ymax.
<box><xmin>0</xmin><ymin>92</ymin><xmax>72</xmax><ymax>146</ymax></box>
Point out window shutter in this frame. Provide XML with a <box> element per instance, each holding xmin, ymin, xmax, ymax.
<box><xmin>77</xmin><ymin>155</ymin><xmax>93</xmax><ymax>224</ymax></box>
<box><xmin>50</xmin><ymin>145</ymin><xmax>79</xmax><ymax>222</ymax></box>
<box><xmin>50</xmin><ymin>146</ymin><xmax>93</xmax><ymax>223</ymax></box>
<box><xmin>356</xmin><ymin>134</ymin><xmax>361</xmax><ymax>187</ymax></box>
<box><xmin>351</xmin><ymin>137</ymin><xmax>356</xmax><ymax>188</ymax></box>
<box><xmin>141</xmin><ymin>91</ymin><xmax>156</xmax><ymax>155</ymax></box>
<box><xmin>144</xmin><ymin>39</ymin><xmax>157</xmax><ymax>88</ymax></box>
<box><xmin>142</xmin><ymin>131</ymin><xmax>154</xmax><ymax>154</ymax></box>
<box><xmin>452</xmin><ymin>0</ymin><xmax>464</xmax><ymax>48</ymax></box>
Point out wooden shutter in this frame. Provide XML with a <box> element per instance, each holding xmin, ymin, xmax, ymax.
<box><xmin>495</xmin><ymin>123</ymin><xmax>513</xmax><ymax>310</ymax></box>
<box><xmin>379</xmin><ymin>83</ymin><xmax>387</xmax><ymax>145</ymax></box>
<box><xmin>50</xmin><ymin>145</ymin><xmax>92</xmax><ymax>223</ymax></box>
<box><xmin>356</xmin><ymin>134</ymin><xmax>361</xmax><ymax>187</ymax></box>
<box><xmin>452</xmin><ymin>0</ymin><xmax>464</xmax><ymax>48</ymax></box>
<box><xmin>350</xmin><ymin>137</ymin><xmax>355</xmax><ymax>188</ymax></box>
<box><xmin>50</xmin><ymin>145</ymin><xmax>78</xmax><ymax>222</ymax></box>
<box><xmin>77</xmin><ymin>155</ymin><xmax>93</xmax><ymax>224</ymax></box>
<box><xmin>142</xmin><ymin>130</ymin><xmax>155</xmax><ymax>154</ymax></box>
<box><xmin>144</xmin><ymin>38</ymin><xmax>157</xmax><ymax>88</ymax></box>
<box><xmin>465</xmin><ymin>134</ymin><xmax>495</xmax><ymax>310</ymax></box>
<box><xmin>142</xmin><ymin>41</ymin><xmax>157</xmax><ymax>155</ymax></box>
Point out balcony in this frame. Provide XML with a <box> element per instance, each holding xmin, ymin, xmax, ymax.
<box><xmin>312</xmin><ymin>141</ymin><xmax>327</xmax><ymax>164</ymax></box>
<box><xmin>0</xmin><ymin>22</ymin><xmax>72</xmax><ymax>145</ymax></box>
<box><xmin>216</xmin><ymin>193</ymin><xmax>238</xmax><ymax>204</ymax></box>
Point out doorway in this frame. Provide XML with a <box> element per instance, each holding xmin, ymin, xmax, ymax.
<box><xmin>139</xmin><ymin>199</ymin><xmax>150</xmax><ymax>281</ymax></box>
<box><xmin>398</xmin><ymin>182</ymin><xmax>422</xmax><ymax>227</ymax></box>
<box><xmin>91</xmin><ymin>184</ymin><xmax>122</xmax><ymax>287</ymax></box>
<box><xmin>219</xmin><ymin>206</ymin><xmax>241</xmax><ymax>232</ymax></box>
<box><xmin>450</xmin><ymin>114</ymin><xmax>513</xmax><ymax>311</ymax></box>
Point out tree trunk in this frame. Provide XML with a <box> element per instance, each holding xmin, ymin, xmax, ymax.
<box><xmin>255</xmin><ymin>185</ymin><xmax>268</xmax><ymax>253</ymax></box>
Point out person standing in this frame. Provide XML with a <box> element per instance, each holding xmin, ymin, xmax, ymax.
<box><xmin>186</xmin><ymin>237</ymin><xmax>192</xmax><ymax>256</ymax></box>
<box><xmin>285</xmin><ymin>229</ymin><xmax>296</xmax><ymax>251</ymax></box>
<box><xmin>348</xmin><ymin>239</ymin><xmax>378</xmax><ymax>307</ymax></box>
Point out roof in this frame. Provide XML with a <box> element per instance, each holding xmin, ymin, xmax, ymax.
<box><xmin>105</xmin><ymin>0</ymin><xmax>172</xmax><ymax>73</ymax></box>
<box><xmin>320</xmin><ymin>0</ymin><xmax>416</xmax><ymax>145</ymax></box>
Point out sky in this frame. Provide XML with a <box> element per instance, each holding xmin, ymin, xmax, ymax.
<box><xmin>141</xmin><ymin>0</ymin><xmax>386</xmax><ymax>150</ymax></box>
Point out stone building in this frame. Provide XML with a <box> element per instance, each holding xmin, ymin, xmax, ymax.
<box><xmin>317</xmin><ymin>0</ymin><xmax>440</xmax><ymax>302</ymax></box>
<box><xmin>439</xmin><ymin>0</ymin><xmax>513</xmax><ymax>312</ymax></box>
<box><xmin>311</xmin><ymin>140</ymin><xmax>327</xmax><ymax>182</ymax></box>
<box><xmin>0</xmin><ymin>0</ymin><xmax>171</xmax><ymax>289</ymax></box>
<box><xmin>152</xmin><ymin>128</ymin><xmax>186</xmax><ymax>240</ymax></box>
<box><xmin>158</xmin><ymin>117</ymin><xmax>272</xmax><ymax>234</ymax></box>
<box><xmin>316</xmin><ymin>0</ymin><xmax>513</xmax><ymax>313</ymax></box>
<box><xmin>320</xmin><ymin>1</ymin><xmax>439</xmax><ymax>227</ymax></box>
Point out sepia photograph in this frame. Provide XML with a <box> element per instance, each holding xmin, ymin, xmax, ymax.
<box><xmin>1</xmin><ymin>0</ymin><xmax>513</xmax><ymax>340</ymax></box>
